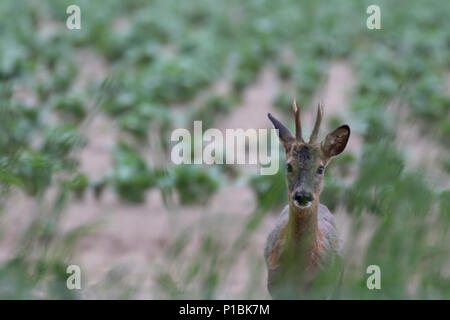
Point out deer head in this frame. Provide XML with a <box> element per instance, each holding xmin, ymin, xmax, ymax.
<box><xmin>268</xmin><ymin>100</ymin><xmax>350</xmax><ymax>211</ymax></box>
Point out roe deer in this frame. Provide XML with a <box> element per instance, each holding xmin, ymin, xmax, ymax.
<box><xmin>264</xmin><ymin>100</ymin><xmax>350</xmax><ymax>299</ymax></box>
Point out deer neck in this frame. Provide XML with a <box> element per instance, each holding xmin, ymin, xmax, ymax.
<box><xmin>283</xmin><ymin>200</ymin><xmax>319</xmax><ymax>267</ymax></box>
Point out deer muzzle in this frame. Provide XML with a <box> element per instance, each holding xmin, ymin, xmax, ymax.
<box><xmin>293</xmin><ymin>190</ymin><xmax>314</xmax><ymax>208</ymax></box>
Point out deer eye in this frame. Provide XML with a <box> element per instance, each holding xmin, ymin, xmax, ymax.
<box><xmin>286</xmin><ymin>164</ymin><xmax>293</xmax><ymax>173</ymax></box>
<box><xmin>317</xmin><ymin>166</ymin><xmax>324</xmax><ymax>175</ymax></box>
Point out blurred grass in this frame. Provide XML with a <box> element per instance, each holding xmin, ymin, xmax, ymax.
<box><xmin>0</xmin><ymin>0</ymin><xmax>449</xmax><ymax>299</ymax></box>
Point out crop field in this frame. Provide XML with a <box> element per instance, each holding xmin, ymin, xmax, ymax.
<box><xmin>0</xmin><ymin>0</ymin><xmax>449</xmax><ymax>299</ymax></box>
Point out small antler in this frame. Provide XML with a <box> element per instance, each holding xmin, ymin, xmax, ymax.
<box><xmin>292</xmin><ymin>99</ymin><xmax>303</xmax><ymax>142</ymax></box>
<box><xmin>309</xmin><ymin>102</ymin><xmax>323</xmax><ymax>144</ymax></box>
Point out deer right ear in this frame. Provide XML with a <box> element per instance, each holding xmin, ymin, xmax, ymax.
<box><xmin>321</xmin><ymin>125</ymin><xmax>350</xmax><ymax>159</ymax></box>
<box><xmin>268</xmin><ymin>113</ymin><xmax>295</xmax><ymax>150</ymax></box>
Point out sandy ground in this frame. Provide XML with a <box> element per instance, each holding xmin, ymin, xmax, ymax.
<box><xmin>3</xmin><ymin>46</ymin><xmax>449</xmax><ymax>298</ymax></box>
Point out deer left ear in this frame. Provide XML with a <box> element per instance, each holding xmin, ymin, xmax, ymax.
<box><xmin>321</xmin><ymin>125</ymin><xmax>350</xmax><ymax>158</ymax></box>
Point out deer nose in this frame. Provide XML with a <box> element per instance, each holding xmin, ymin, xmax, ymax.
<box><xmin>293</xmin><ymin>191</ymin><xmax>314</xmax><ymax>206</ymax></box>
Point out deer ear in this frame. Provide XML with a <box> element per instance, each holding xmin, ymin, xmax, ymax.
<box><xmin>321</xmin><ymin>125</ymin><xmax>350</xmax><ymax>158</ymax></box>
<box><xmin>268</xmin><ymin>113</ymin><xmax>295</xmax><ymax>149</ymax></box>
